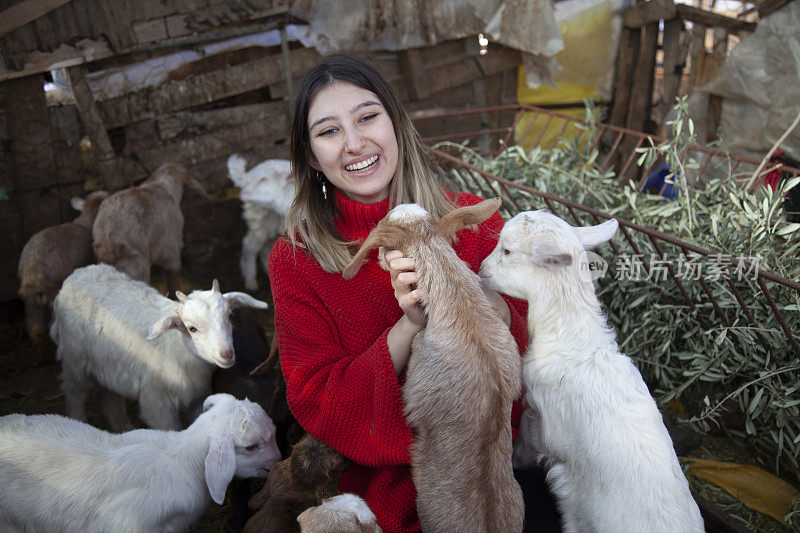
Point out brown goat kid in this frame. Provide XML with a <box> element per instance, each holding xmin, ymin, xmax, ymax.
<box><xmin>342</xmin><ymin>198</ymin><xmax>524</xmax><ymax>533</ymax></box>
<box><xmin>244</xmin><ymin>434</ymin><xmax>349</xmax><ymax>533</ymax></box>
<box><xmin>92</xmin><ymin>163</ymin><xmax>210</xmax><ymax>293</ymax></box>
<box><xmin>17</xmin><ymin>191</ymin><xmax>109</xmax><ymax>355</ymax></box>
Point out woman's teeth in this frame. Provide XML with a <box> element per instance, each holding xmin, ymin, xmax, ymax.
<box><xmin>346</xmin><ymin>155</ymin><xmax>378</xmax><ymax>171</ymax></box>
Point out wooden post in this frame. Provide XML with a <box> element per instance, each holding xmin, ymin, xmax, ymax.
<box><xmin>67</xmin><ymin>65</ymin><xmax>124</xmax><ymax>190</ymax></box>
<box><xmin>689</xmin><ymin>23</ymin><xmax>708</xmax><ymax>89</ymax></box>
<box><xmin>399</xmin><ymin>48</ymin><xmax>430</xmax><ymax>101</ymax></box>
<box><xmin>660</xmin><ymin>19</ymin><xmax>684</xmax><ymax>122</ymax></box>
<box><xmin>706</xmin><ymin>28</ymin><xmax>728</xmax><ymax>142</ymax></box>
<box><xmin>608</xmin><ymin>27</ymin><xmax>640</xmax><ymax>127</ymax></box>
<box><xmin>626</xmin><ymin>22</ymin><xmax>659</xmax><ymax>134</ymax></box>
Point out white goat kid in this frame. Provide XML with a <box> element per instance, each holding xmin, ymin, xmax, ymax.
<box><xmin>51</xmin><ymin>264</ymin><xmax>269</xmax><ymax>431</ymax></box>
<box><xmin>0</xmin><ymin>394</ymin><xmax>282</xmax><ymax>533</ymax></box>
<box><xmin>297</xmin><ymin>493</ymin><xmax>383</xmax><ymax>533</ymax></box>
<box><xmin>480</xmin><ymin>210</ymin><xmax>704</xmax><ymax>533</ymax></box>
<box><xmin>227</xmin><ymin>154</ymin><xmax>294</xmax><ymax>291</ymax></box>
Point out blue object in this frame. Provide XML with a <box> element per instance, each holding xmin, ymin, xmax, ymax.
<box><xmin>643</xmin><ymin>163</ymin><xmax>682</xmax><ymax>199</ymax></box>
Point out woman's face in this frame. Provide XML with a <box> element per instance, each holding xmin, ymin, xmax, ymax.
<box><xmin>307</xmin><ymin>81</ymin><xmax>399</xmax><ymax>204</ymax></box>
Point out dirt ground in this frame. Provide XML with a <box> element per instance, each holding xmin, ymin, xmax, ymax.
<box><xmin>0</xmin><ymin>269</ymin><xmax>279</xmax><ymax>532</ymax></box>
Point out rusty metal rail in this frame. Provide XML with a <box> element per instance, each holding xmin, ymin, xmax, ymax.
<box><xmin>430</xmin><ymin>147</ymin><xmax>800</xmax><ymax>359</ymax></box>
<box><xmin>417</xmin><ymin>104</ymin><xmax>800</xmax><ymax>192</ymax></box>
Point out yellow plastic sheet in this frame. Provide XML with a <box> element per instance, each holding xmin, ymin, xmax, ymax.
<box><xmin>683</xmin><ymin>457</ymin><xmax>800</xmax><ymax>524</ymax></box>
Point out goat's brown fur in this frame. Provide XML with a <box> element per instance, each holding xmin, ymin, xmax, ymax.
<box><xmin>343</xmin><ymin>199</ymin><xmax>524</xmax><ymax>533</ymax></box>
<box><xmin>18</xmin><ymin>191</ymin><xmax>109</xmax><ymax>349</ymax></box>
<box><xmin>244</xmin><ymin>434</ymin><xmax>349</xmax><ymax>533</ymax></box>
<box><xmin>92</xmin><ymin>163</ymin><xmax>208</xmax><ymax>292</ymax></box>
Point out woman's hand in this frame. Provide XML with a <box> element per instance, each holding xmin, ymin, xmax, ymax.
<box><xmin>385</xmin><ymin>249</ymin><xmax>427</xmax><ymax>327</ymax></box>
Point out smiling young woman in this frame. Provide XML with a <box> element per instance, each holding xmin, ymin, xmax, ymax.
<box><xmin>267</xmin><ymin>55</ymin><xmax>558</xmax><ymax>533</ymax></box>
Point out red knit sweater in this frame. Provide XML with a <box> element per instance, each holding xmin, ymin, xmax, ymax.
<box><xmin>268</xmin><ymin>189</ymin><xmax>529</xmax><ymax>533</ymax></box>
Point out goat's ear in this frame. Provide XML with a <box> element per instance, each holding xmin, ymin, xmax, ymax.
<box><xmin>70</xmin><ymin>196</ymin><xmax>86</xmax><ymax>212</ymax></box>
<box><xmin>147</xmin><ymin>312</ymin><xmax>184</xmax><ymax>340</ymax></box>
<box><xmin>224</xmin><ymin>292</ymin><xmax>269</xmax><ymax>309</ymax></box>
<box><xmin>203</xmin><ymin>393</ymin><xmax>232</xmax><ymax>412</ymax></box>
<box><xmin>574</xmin><ymin>219</ymin><xmax>618</xmax><ymax>250</ymax></box>
<box><xmin>435</xmin><ymin>198</ymin><xmax>502</xmax><ymax>240</ymax></box>
<box><xmin>342</xmin><ymin>226</ymin><xmax>401</xmax><ymax>280</ymax></box>
<box><xmin>530</xmin><ymin>243</ymin><xmax>573</xmax><ymax>268</ymax></box>
<box><xmin>205</xmin><ymin>435</ymin><xmax>237</xmax><ymax>505</ymax></box>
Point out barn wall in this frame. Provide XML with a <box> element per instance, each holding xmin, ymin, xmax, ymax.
<box><xmin>0</xmin><ymin>36</ymin><xmax>520</xmax><ymax>301</ymax></box>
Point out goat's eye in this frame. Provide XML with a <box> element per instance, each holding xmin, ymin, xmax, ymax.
<box><xmin>188</xmin><ymin>326</ymin><xmax>198</xmax><ymax>333</ymax></box>
<box><xmin>245</xmin><ymin>443</ymin><xmax>259</xmax><ymax>452</ymax></box>
<box><xmin>502</xmin><ymin>248</ymin><xmax>511</xmax><ymax>255</ymax></box>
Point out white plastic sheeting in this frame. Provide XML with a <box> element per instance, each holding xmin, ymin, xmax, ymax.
<box><xmin>700</xmin><ymin>1</ymin><xmax>800</xmax><ymax>160</ymax></box>
<box><xmin>290</xmin><ymin>0</ymin><xmax>564</xmax><ymax>88</ymax></box>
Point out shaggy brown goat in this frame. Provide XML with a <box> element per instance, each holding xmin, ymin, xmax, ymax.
<box><xmin>17</xmin><ymin>190</ymin><xmax>108</xmax><ymax>357</ymax></box>
<box><xmin>92</xmin><ymin>163</ymin><xmax>209</xmax><ymax>293</ymax></box>
<box><xmin>342</xmin><ymin>198</ymin><xmax>524</xmax><ymax>533</ymax></box>
<box><xmin>244</xmin><ymin>433</ymin><xmax>349</xmax><ymax>533</ymax></box>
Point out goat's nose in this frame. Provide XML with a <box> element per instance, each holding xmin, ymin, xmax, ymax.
<box><xmin>219</xmin><ymin>348</ymin><xmax>234</xmax><ymax>365</ymax></box>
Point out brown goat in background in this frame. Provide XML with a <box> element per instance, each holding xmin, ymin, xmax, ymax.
<box><xmin>244</xmin><ymin>433</ymin><xmax>349</xmax><ymax>533</ymax></box>
<box><xmin>17</xmin><ymin>190</ymin><xmax>108</xmax><ymax>360</ymax></box>
<box><xmin>92</xmin><ymin>163</ymin><xmax>210</xmax><ymax>294</ymax></box>
<box><xmin>343</xmin><ymin>199</ymin><xmax>524</xmax><ymax>533</ymax></box>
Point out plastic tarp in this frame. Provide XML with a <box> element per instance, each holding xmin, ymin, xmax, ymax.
<box><xmin>515</xmin><ymin>0</ymin><xmax>624</xmax><ymax>150</ymax></box>
<box><xmin>699</xmin><ymin>1</ymin><xmax>800</xmax><ymax>161</ymax></box>
<box><xmin>290</xmin><ymin>0</ymin><xmax>564</xmax><ymax>87</ymax></box>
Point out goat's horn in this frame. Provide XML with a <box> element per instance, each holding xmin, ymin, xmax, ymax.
<box><xmin>212</xmin><ymin>279</ymin><xmax>220</xmax><ymax>292</ymax></box>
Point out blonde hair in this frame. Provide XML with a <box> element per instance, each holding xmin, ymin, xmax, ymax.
<box><xmin>286</xmin><ymin>55</ymin><xmax>454</xmax><ymax>273</ymax></box>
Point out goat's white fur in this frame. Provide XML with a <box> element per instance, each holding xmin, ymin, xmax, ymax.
<box><xmin>297</xmin><ymin>493</ymin><xmax>383</xmax><ymax>533</ymax></box>
<box><xmin>227</xmin><ymin>154</ymin><xmax>294</xmax><ymax>291</ymax></box>
<box><xmin>480</xmin><ymin>210</ymin><xmax>704</xmax><ymax>533</ymax></box>
<box><xmin>0</xmin><ymin>394</ymin><xmax>281</xmax><ymax>533</ymax></box>
<box><xmin>50</xmin><ymin>264</ymin><xmax>268</xmax><ymax>431</ymax></box>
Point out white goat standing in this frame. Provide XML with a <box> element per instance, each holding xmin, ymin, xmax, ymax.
<box><xmin>227</xmin><ymin>154</ymin><xmax>294</xmax><ymax>291</ymax></box>
<box><xmin>0</xmin><ymin>393</ymin><xmax>282</xmax><ymax>533</ymax></box>
<box><xmin>17</xmin><ymin>191</ymin><xmax>108</xmax><ymax>351</ymax></box>
<box><xmin>50</xmin><ymin>263</ymin><xmax>269</xmax><ymax>431</ymax></box>
<box><xmin>343</xmin><ymin>199</ymin><xmax>524</xmax><ymax>533</ymax></box>
<box><xmin>480</xmin><ymin>210</ymin><xmax>705</xmax><ymax>533</ymax></box>
<box><xmin>92</xmin><ymin>162</ymin><xmax>210</xmax><ymax>293</ymax></box>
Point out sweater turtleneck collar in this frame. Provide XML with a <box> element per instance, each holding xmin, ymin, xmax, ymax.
<box><xmin>333</xmin><ymin>187</ymin><xmax>391</xmax><ymax>242</ymax></box>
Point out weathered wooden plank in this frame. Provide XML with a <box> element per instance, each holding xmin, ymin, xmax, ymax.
<box><xmin>675</xmin><ymin>4</ymin><xmax>756</xmax><ymax>32</ymax></box>
<box><xmin>0</xmin><ymin>0</ymin><xmax>75</xmax><ymax>38</ymax></box>
<box><xmin>119</xmin><ymin>114</ymin><xmax>291</xmax><ymax>184</ymax></box>
<box><xmin>689</xmin><ymin>24</ymin><xmax>708</xmax><ymax>89</ymax></box>
<box><xmin>624</xmin><ymin>0</ymin><xmax>677</xmax><ymax>29</ymax></box>
<box><xmin>423</xmin><ymin>46</ymin><xmax>522</xmax><ymax>96</ymax></box>
<box><xmin>660</xmin><ymin>19</ymin><xmax>684</xmax><ymax>121</ymax></box>
<box><xmin>98</xmin><ymin>46</ymin><xmax>319</xmax><ymax>129</ymax></box>
<box><xmin>132</xmin><ymin>17</ymin><xmax>168</xmax><ymax>44</ymax></box>
<box><xmin>608</xmin><ymin>27</ymin><xmax>640</xmax><ymax>127</ymax></box>
<box><xmin>48</xmin><ymin>104</ymin><xmax>86</xmax><ymax>213</ymax></box>
<box><xmin>399</xmin><ymin>49</ymin><xmax>430</xmax><ymax>100</ymax></box>
<box><xmin>67</xmin><ymin>65</ymin><xmax>124</xmax><ymax>190</ymax></box>
<box><xmin>6</xmin><ymin>74</ymin><xmax>62</xmax><ymax>241</ymax></box>
<box><xmin>626</xmin><ymin>22</ymin><xmax>659</xmax><ymax>133</ymax></box>
<box><xmin>155</xmin><ymin>101</ymin><xmax>289</xmax><ymax>141</ymax></box>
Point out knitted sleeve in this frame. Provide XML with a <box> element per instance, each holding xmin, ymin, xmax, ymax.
<box><xmin>268</xmin><ymin>239</ymin><xmax>413</xmax><ymax>467</ymax></box>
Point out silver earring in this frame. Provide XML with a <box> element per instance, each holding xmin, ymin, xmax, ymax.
<box><xmin>316</xmin><ymin>170</ymin><xmax>327</xmax><ymax>200</ymax></box>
